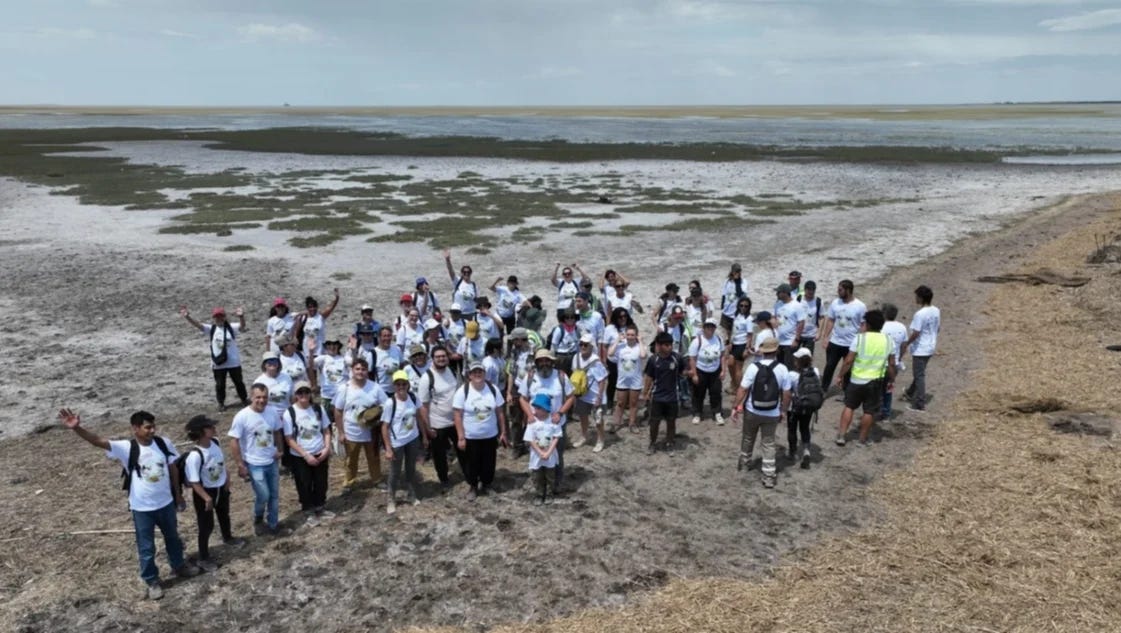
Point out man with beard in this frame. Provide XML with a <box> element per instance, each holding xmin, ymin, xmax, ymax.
<box><xmin>419</xmin><ymin>346</ymin><xmax>464</xmax><ymax>491</ymax></box>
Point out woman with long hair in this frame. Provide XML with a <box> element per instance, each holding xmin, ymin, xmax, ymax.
<box><xmin>725</xmin><ymin>297</ymin><xmax>753</xmax><ymax>393</ymax></box>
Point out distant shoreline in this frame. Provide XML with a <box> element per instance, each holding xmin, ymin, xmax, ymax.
<box><xmin>3</xmin><ymin>103</ymin><xmax>1121</xmax><ymax>121</ymax></box>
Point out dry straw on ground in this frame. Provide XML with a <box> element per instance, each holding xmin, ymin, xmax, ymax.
<box><xmin>407</xmin><ymin>194</ymin><xmax>1121</xmax><ymax>633</ymax></box>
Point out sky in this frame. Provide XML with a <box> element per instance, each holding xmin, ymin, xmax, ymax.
<box><xmin>2</xmin><ymin>0</ymin><xmax>1120</xmax><ymax>106</ymax></box>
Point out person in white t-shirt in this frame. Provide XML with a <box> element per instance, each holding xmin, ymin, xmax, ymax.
<box><xmin>517</xmin><ymin>349</ymin><xmax>575</xmax><ymax>491</ymax></box>
<box><xmin>266</xmin><ymin>297</ymin><xmax>295</xmax><ymax>354</ymax></box>
<box><xmin>253</xmin><ymin>352</ymin><xmax>294</xmax><ymax>426</ymax></box>
<box><xmin>445</xmin><ymin>249</ymin><xmax>479</xmax><ymax>319</ymax></box>
<box><xmin>725</xmin><ymin>297</ymin><xmax>754</xmax><ymax>395</ymax></box>
<box><xmin>381</xmin><ymin>370</ymin><xmax>430</xmax><ymax>514</ymax></box>
<box><xmin>490</xmin><ymin>275</ymin><xmax>529</xmax><ymax>334</ymax></box>
<box><xmin>880</xmin><ymin>303</ymin><xmax>909</xmax><ymax>420</ymax></box>
<box><xmin>608</xmin><ymin>325</ymin><xmax>646</xmax><ymax>433</ymax></box>
<box><xmin>719</xmin><ymin>262</ymin><xmax>749</xmax><ymax>337</ymax></box>
<box><xmin>419</xmin><ymin>346</ymin><xmax>464</xmax><ymax>488</ymax></box>
<box><xmin>752</xmin><ymin>311</ymin><xmax>777</xmax><ymax>362</ymax></box>
<box><xmin>332</xmin><ymin>359</ymin><xmax>387</xmax><ymax>494</ymax></box>
<box><xmin>602</xmin><ymin>308</ymin><xmax>631</xmax><ymax>413</ymax></box>
<box><xmin>313</xmin><ymin>338</ymin><xmax>348</xmax><ymax>419</ymax></box>
<box><xmin>283</xmin><ymin>381</ymin><xmax>334</xmax><ymax>526</ymax></box>
<box><xmin>786</xmin><ymin>348</ymin><xmax>821</xmax><ymax>470</ymax></box>
<box><xmin>571</xmin><ymin>334</ymin><xmax>609</xmax><ymax>452</ymax></box>
<box><xmin>524</xmin><ymin>393</ymin><xmax>562</xmax><ymax>505</ymax></box>
<box><xmin>731</xmin><ymin>338</ymin><xmax>792</xmax><ymax>489</ymax></box>
<box><xmin>604</xmin><ymin>278</ymin><xmax>641</xmax><ymax>320</ymax></box>
<box><xmin>181</xmin><ymin>305</ymin><xmax>249</xmax><ymax>410</ymax></box>
<box><xmin>900</xmin><ymin>285</ymin><xmax>940</xmax><ymax>412</ymax></box>
<box><xmin>60</xmin><ymin>408</ymin><xmax>199</xmax><ymax>599</ymax></box>
<box><xmin>292</xmin><ymin>290</ymin><xmax>340</xmax><ymax>356</ymax></box>
<box><xmin>798</xmin><ymin>281</ymin><xmax>823</xmax><ymax>354</ymax></box>
<box><xmin>228</xmin><ymin>384</ymin><xmax>283</xmax><ymax>535</ymax></box>
<box><xmin>396</xmin><ymin>309</ymin><xmax>425</xmax><ymax>355</ymax></box>
<box><xmin>276</xmin><ymin>336</ymin><xmax>311</xmax><ymax>386</ymax></box>
<box><xmin>474</xmin><ymin>297</ymin><xmax>505</xmax><ymax>341</ymax></box>
<box><xmin>688</xmin><ymin>318</ymin><xmax>727</xmax><ymax>426</ymax></box>
<box><xmin>551</xmin><ymin>262</ymin><xmax>586</xmax><ymax>320</ymax></box>
<box><xmin>772</xmin><ymin>283</ymin><xmax>806</xmax><ymax>369</ymax></box>
<box><xmin>818</xmin><ymin>279</ymin><xmax>867</xmax><ymax>391</ymax></box>
<box><xmin>453</xmin><ymin>362</ymin><xmax>508</xmax><ymax>499</ymax></box>
<box><xmin>183</xmin><ymin>415</ymin><xmax>244</xmax><ymax>573</ymax></box>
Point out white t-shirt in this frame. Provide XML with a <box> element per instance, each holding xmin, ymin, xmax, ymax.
<box><xmin>396</xmin><ymin>323</ymin><xmax>424</xmax><ymax>354</ymax></box>
<box><xmin>228</xmin><ymin>407</ymin><xmax>280</xmax><ymax>467</ymax></box>
<box><xmin>739</xmin><ymin>359</ymin><xmax>792</xmax><ymax>418</ymax></box>
<box><xmin>452</xmin><ymin>277</ymin><xmax>478</xmax><ymax>314</ymax></box>
<box><xmin>848</xmin><ymin>333</ymin><xmax>896</xmax><ymax>385</ymax></box>
<box><xmin>685</xmin><ymin>301</ymin><xmax>713</xmax><ymax>332</ymax></box>
<box><xmin>202</xmin><ymin>323</ymin><xmax>242</xmax><ymax>370</ymax></box>
<box><xmin>483</xmin><ymin>355</ymin><xmax>504</xmax><ymax>386</ymax></box>
<box><xmin>302</xmin><ymin>313</ymin><xmax>327</xmax><ymax>355</ymax></box>
<box><xmin>550</xmin><ymin>326</ymin><xmax>580</xmax><ymax>354</ymax></box>
<box><xmin>524</xmin><ymin>420</ymin><xmax>562</xmax><ymax>470</ymax></box>
<box><xmin>445</xmin><ymin>319</ymin><xmax>466</xmax><ymax>352</ymax></box>
<box><xmin>419</xmin><ymin>367</ymin><xmax>459</xmax><ymax>430</ymax></box>
<box><xmin>602</xmin><ymin>325</ymin><xmax>623</xmax><ymax>362</ymax></box>
<box><xmin>517</xmin><ymin>370</ymin><xmax>573</xmax><ymax>426</ymax></box>
<box><xmin>457</xmin><ymin>337</ymin><xmax>486</xmax><ymax>366</ymax></box>
<box><xmin>383</xmin><ymin>393</ymin><xmax>421</xmax><ymax>448</ymax></box>
<box><xmin>909</xmin><ymin>306</ymin><xmax>941</xmax><ymax>357</ymax></box>
<box><xmin>453</xmin><ymin>382</ymin><xmax>506</xmax><ymax>439</ymax></box>
<box><xmin>731</xmin><ymin>313</ymin><xmax>752</xmax><ymax>345</ymax></box>
<box><xmin>279</xmin><ymin>352</ymin><xmax>309</xmax><ymax>383</ymax></box>
<box><xmin>688</xmin><ymin>333</ymin><xmax>724</xmax><ymax>373</ymax></box>
<box><xmin>800</xmin><ymin>297</ymin><xmax>822</xmax><ymax>339</ymax></box>
<box><xmin>555</xmin><ymin>278</ymin><xmax>581</xmax><ymax>310</ymax></box>
<box><xmin>475</xmin><ymin>313</ymin><xmax>502</xmax><ymax>341</ymax></box>
<box><xmin>605</xmin><ymin>292</ymin><xmax>634</xmax><ymax>315</ymax></box>
<box><xmin>752</xmin><ymin>327</ymin><xmax>777</xmax><ymax>360</ymax></box>
<box><xmin>314</xmin><ymin>354</ymin><xmax>348</xmax><ymax>399</ymax></box>
<box><xmin>721</xmin><ymin>278</ymin><xmax>749</xmax><ymax>318</ymax></box>
<box><xmin>510</xmin><ymin>348</ymin><xmax>535</xmax><ymax>387</ymax></box>
<box><xmin>332</xmin><ymin>381</ymin><xmax>387</xmax><ymax>443</ymax></box>
<box><xmin>266</xmin><ymin>314</ymin><xmax>294</xmax><ymax>353</ymax></box>
<box><xmin>573</xmin><ymin>353</ymin><xmax>609</xmax><ymax>405</ymax></box>
<box><xmin>577</xmin><ymin>311</ymin><xmax>605</xmax><ymax>344</ymax></box>
<box><xmin>107</xmin><ymin>438</ymin><xmax>178</xmax><ymax>512</ymax></box>
<box><xmin>184</xmin><ymin>442</ymin><xmax>227</xmax><ymax>489</ymax></box>
<box><xmin>372</xmin><ymin>346</ymin><xmax>402</xmax><ymax>393</ymax></box>
<box><xmin>773</xmin><ymin>299</ymin><xmax>807</xmax><ymax>346</ymax></box>
<box><xmin>253</xmin><ymin>373</ymin><xmax>294</xmax><ymax>421</ymax></box>
<box><xmin>283</xmin><ymin>403</ymin><xmax>330</xmax><ymax>457</ymax></box>
<box><xmin>495</xmin><ymin>286</ymin><xmax>525</xmax><ymax>319</ymax></box>
<box><xmin>616</xmin><ymin>342</ymin><xmax>645</xmax><ymax>390</ymax></box>
<box><xmin>827</xmin><ymin>298</ymin><xmax>867</xmax><ymax>347</ymax></box>
<box><xmin>882</xmin><ymin>321</ymin><xmax>909</xmax><ymax>370</ymax></box>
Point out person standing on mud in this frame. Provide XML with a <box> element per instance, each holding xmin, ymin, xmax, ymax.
<box><xmin>772</xmin><ymin>283</ymin><xmax>806</xmax><ymax>369</ymax></box>
<box><xmin>817</xmin><ymin>280</ymin><xmax>867</xmax><ymax>391</ymax></box>
<box><xmin>524</xmin><ymin>393</ymin><xmax>562</xmax><ymax>505</ymax></box>
<box><xmin>180</xmin><ymin>305</ymin><xmax>249</xmax><ymax>411</ymax></box>
<box><xmin>453</xmin><ymin>361</ymin><xmax>508</xmax><ymax>499</ymax></box>
<box><xmin>731</xmin><ymin>338</ymin><xmax>791</xmax><ymax>489</ymax></box>
<box><xmin>333</xmin><ymin>358</ymin><xmax>387</xmax><ymax>495</ymax></box>
<box><xmin>420</xmin><ymin>346</ymin><xmax>464</xmax><ymax>490</ymax></box>
<box><xmin>551</xmin><ymin>263</ymin><xmax>585</xmax><ymax>320</ymax></box>
<box><xmin>228</xmin><ymin>384</ymin><xmax>284</xmax><ymax>536</ymax></box>
<box><xmin>834</xmin><ymin>309</ymin><xmax>896</xmax><ymax>446</ymax></box>
<box><xmin>517</xmin><ymin>349</ymin><xmax>575</xmax><ymax>492</ymax></box>
<box><xmin>720</xmin><ymin>263</ymin><xmax>749</xmax><ymax>339</ymax></box>
<box><xmin>292</xmin><ymin>291</ymin><xmax>340</xmax><ymax>356</ymax></box>
<box><xmin>445</xmin><ymin>249</ymin><xmax>479</xmax><ymax>320</ymax></box>
<box><xmin>266</xmin><ymin>297</ymin><xmax>295</xmax><ymax>354</ymax></box>
<box><xmin>798</xmin><ymin>281</ymin><xmax>822</xmax><ymax>354</ymax></box>
<box><xmin>642</xmin><ymin>331</ymin><xmax>687</xmax><ymax>455</ymax></box>
<box><xmin>58</xmin><ymin>408</ymin><xmax>199</xmax><ymax>600</ymax></box>
<box><xmin>900</xmin><ymin>285</ymin><xmax>940</xmax><ymax>413</ymax></box>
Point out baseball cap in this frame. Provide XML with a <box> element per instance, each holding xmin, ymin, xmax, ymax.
<box><xmin>774</xmin><ymin>283</ymin><xmax>793</xmax><ymax>294</ymax></box>
<box><xmin>273</xmin><ymin>297</ymin><xmax>287</xmax><ymax>307</ymax></box>
<box><xmin>507</xmin><ymin>275</ymin><xmax>519</xmax><ymax>285</ymax></box>
<box><xmin>788</xmin><ymin>270</ymin><xmax>802</xmax><ymax>277</ymax></box>
<box><xmin>754</xmin><ymin>311</ymin><xmax>773</xmax><ymax>323</ymax></box>
<box><xmin>424</xmin><ymin>318</ymin><xmax>441</xmax><ymax>331</ymax></box>
<box><xmin>793</xmin><ymin>347</ymin><xmax>813</xmax><ymax>359</ymax></box>
<box><xmin>293</xmin><ymin>380</ymin><xmax>313</xmax><ymax>393</ymax></box>
<box><xmin>579</xmin><ymin>333</ymin><xmax>595</xmax><ymax>344</ymax></box>
<box><xmin>261</xmin><ymin>351</ymin><xmax>280</xmax><ymax>363</ymax></box>
<box><xmin>467</xmin><ymin>361</ymin><xmax>485</xmax><ymax>373</ymax></box>
<box><xmin>534</xmin><ymin>349</ymin><xmax>556</xmax><ymax>361</ymax></box>
<box><xmin>450</xmin><ymin>303</ymin><xmax>462</xmax><ymax>312</ymax></box>
<box><xmin>465</xmin><ymin>321</ymin><xmax>480</xmax><ymax>338</ymax></box>
<box><xmin>409</xmin><ymin>344</ymin><xmax>427</xmax><ymax>358</ymax></box>
<box><xmin>211</xmin><ymin>307</ymin><xmax>226</xmax><ymax>317</ymax></box>
<box><xmin>399</xmin><ymin>293</ymin><xmax>413</xmax><ymax>304</ymax></box>
<box><xmin>392</xmin><ymin>370</ymin><xmax>410</xmax><ymax>384</ymax></box>
<box><xmin>703</xmin><ymin>317</ymin><xmax>718</xmax><ymax>327</ymax></box>
<box><xmin>415</xmin><ymin>276</ymin><xmax>428</xmax><ymax>288</ymax></box>
<box><xmin>510</xmin><ymin>327</ymin><xmax>528</xmax><ymax>339</ymax></box>
<box><xmin>361</xmin><ymin>304</ymin><xmax>374</xmax><ymax>312</ymax></box>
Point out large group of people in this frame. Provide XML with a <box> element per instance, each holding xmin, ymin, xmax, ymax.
<box><xmin>62</xmin><ymin>251</ymin><xmax>941</xmax><ymax>600</ymax></box>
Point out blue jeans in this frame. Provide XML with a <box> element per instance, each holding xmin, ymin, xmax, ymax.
<box><xmin>881</xmin><ymin>383</ymin><xmax>894</xmax><ymax>418</ymax></box>
<box><xmin>248</xmin><ymin>461</ymin><xmax>280</xmax><ymax>529</ymax></box>
<box><xmin>132</xmin><ymin>502</ymin><xmax>185</xmax><ymax>584</ymax></box>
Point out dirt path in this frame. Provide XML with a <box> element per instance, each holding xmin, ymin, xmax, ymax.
<box><xmin>4</xmin><ymin>187</ymin><xmax>1115</xmax><ymax>632</ymax></box>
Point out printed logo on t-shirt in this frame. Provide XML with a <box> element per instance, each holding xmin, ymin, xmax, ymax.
<box><xmin>296</xmin><ymin>411</ymin><xmax>320</xmax><ymax>440</ymax></box>
<box><xmin>253</xmin><ymin>424</ymin><xmax>273</xmax><ymax>448</ymax></box>
<box><xmin>139</xmin><ymin>456</ymin><xmax>167</xmax><ymax>483</ymax></box>
<box><xmin>400</xmin><ymin>411</ymin><xmax>416</xmax><ymax>433</ymax></box>
<box><xmin>205</xmin><ymin>458</ymin><xmax>224</xmax><ymax>481</ymax></box>
<box><xmin>268</xmin><ymin>384</ymin><xmax>288</xmax><ymax>404</ymax></box>
<box><xmin>532</xmin><ymin>426</ymin><xmax>554</xmax><ymax>449</ymax></box>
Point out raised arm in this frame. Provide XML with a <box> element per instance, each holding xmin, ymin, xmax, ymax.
<box><xmin>444</xmin><ymin>248</ymin><xmax>457</xmax><ymax>283</ymax></box>
<box><xmin>235</xmin><ymin>306</ymin><xmax>246</xmax><ymax>330</ymax></box>
<box><xmin>58</xmin><ymin>408</ymin><xmax>111</xmax><ymax>450</ymax></box>
<box><xmin>550</xmin><ymin>262</ymin><xmax>561</xmax><ymax>287</ymax></box>
<box><xmin>489</xmin><ymin>277</ymin><xmax>502</xmax><ymax>292</ymax></box>
<box><xmin>180</xmin><ymin>306</ymin><xmax>204</xmax><ymax>332</ymax></box>
<box><xmin>321</xmin><ymin>288</ymin><xmax>341</xmax><ymax>318</ymax></box>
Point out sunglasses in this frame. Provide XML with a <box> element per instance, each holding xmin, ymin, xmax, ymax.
<box><xmin>579</xmin><ymin>342</ymin><xmax>592</xmax><ymax>347</ymax></box>
<box><xmin>563</xmin><ymin>271</ymin><xmax>572</xmax><ymax>275</ymax></box>
<box><xmin>461</xmin><ymin>269</ymin><xmax>472</xmax><ymax>275</ymax></box>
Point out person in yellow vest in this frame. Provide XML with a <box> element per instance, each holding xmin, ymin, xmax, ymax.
<box><xmin>834</xmin><ymin>309</ymin><xmax>896</xmax><ymax>446</ymax></box>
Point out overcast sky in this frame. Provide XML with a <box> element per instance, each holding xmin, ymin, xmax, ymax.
<box><xmin>3</xmin><ymin>0</ymin><xmax>1120</xmax><ymax>106</ymax></box>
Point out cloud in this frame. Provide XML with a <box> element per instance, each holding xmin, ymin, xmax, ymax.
<box><xmin>35</xmin><ymin>27</ymin><xmax>96</xmax><ymax>40</ymax></box>
<box><xmin>159</xmin><ymin>28</ymin><xmax>200</xmax><ymax>39</ymax></box>
<box><xmin>237</xmin><ymin>22</ymin><xmax>319</xmax><ymax>43</ymax></box>
<box><xmin>1040</xmin><ymin>8</ymin><xmax>1121</xmax><ymax>31</ymax></box>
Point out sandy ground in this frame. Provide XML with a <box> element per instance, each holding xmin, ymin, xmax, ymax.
<box><xmin>2</xmin><ymin>149</ymin><xmax>1117</xmax><ymax>631</ymax></box>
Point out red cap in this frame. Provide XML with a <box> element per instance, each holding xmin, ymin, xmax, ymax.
<box><xmin>399</xmin><ymin>293</ymin><xmax>413</xmax><ymax>304</ymax></box>
<box><xmin>273</xmin><ymin>297</ymin><xmax>287</xmax><ymax>307</ymax></box>
<box><xmin>211</xmin><ymin>307</ymin><xmax>226</xmax><ymax>317</ymax></box>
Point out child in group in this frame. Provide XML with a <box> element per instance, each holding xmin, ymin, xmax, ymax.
<box><xmin>524</xmin><ymin>393</ymin><xmax>562</xmax><ymax>505</ymax></box>
<box><xmin>183</xmin><ymin>415</ymin><xmax>245</xmax><ymax>572</ymax></box>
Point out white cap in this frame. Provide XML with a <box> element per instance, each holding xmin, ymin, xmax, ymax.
<box><xmin>424</xmin><ymin>318</ymin><xmax>441</xmax><ymax>331</ymax></box>
<box><xmin>793</xmin><ymin>347</ymin><xmax>813</xmax><ymax>359</ymax></box>
<box><xmin>579</xmin><ymin>333</ymin><xmax>595</xmax><ymax>344</ymax></box>
<box><xmin>703</xmin><ymin>317</ymin><xmax>719</xmax><ymax>327</ymax></box>
<box><xmin>450</xmin><ymin>303</ymin><xmax>463</xmax><ymax>311</ymax></box>
<box><xmin>293</xmin><ymin>380</ymin><xmax>313</xmax><ymax>393</ymax></box>
<box><xmin>360</xmin><ymin>304</ymin><xmax>374</xmax><ymax>312</ymax></box>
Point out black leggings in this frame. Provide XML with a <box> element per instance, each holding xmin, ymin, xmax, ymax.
<box><xmin>787</xmin><ymin>410</ymin><xmax>814</xmax><ymax>449</ymax></box>
<box><xmin>212</xmin><ymin>367</ymin><xmax>248</xmax><ymax>406</ymax></box>
<box><xmin>691</xmin><ymin>369</ymin><xmax>722</xmax><ymax>418</ymax></box>
<box><xmin>606</xmin><ymin>360</ymin><xmax>619</xmax><ymax>408</ymax></box>
<box><xmin>191</xmin><ymin>485</ymin><xmax>232</xmax><ymax>560</ymax></box>
<box><xmin>464</xmin><ymin>436</ymin><xmax>499</xmax><ymax>488</ymax></box>
<box><xmin>821</xmin><ymin>342</ymin><xmax>851</xmax><ymax>391</ymax></box>
<box><xmin>290</xmin><ymin>455</ymin><xmax>329</xmax><ymax>511</ymax></box>
<box><xmin>430</xmin><ymin>426</ymin><xmax>467</xmax><ymax>484</ymax></box>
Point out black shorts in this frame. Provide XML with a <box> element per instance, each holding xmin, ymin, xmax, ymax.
<box><xmin>843</xmin><ymin>380</ymin><xmax>883</xmax><ymax>415</ymax></box>
<box><xmin>730</xmin><ymin>343</ymin><xmax>747</xmax><ymax>361</ymax></box>
<box><xmin>650</xmin><ymin>400</ymin><xmax>679</xmax><ymax>422</ymax></box>
<box><xmin>720</xmin><ymin>314</ymin><xmax>734</xmax><ymax>333</ymax></box>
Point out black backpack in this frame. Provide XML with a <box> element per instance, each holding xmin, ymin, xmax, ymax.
<box><xmin>173</xmin><ymin>446</ymin><xmax>208</xmax><ymax>489</ymax></box>
<box><xmin>793</xmin><ymin>366</ymin><xmax>824</xmax><ymax>412</ymax></box>
<box><xmin>750</xmin><ymin>361</ymin><xmax>782</xmax><ymax>411</ymax></box>
<box><xmin>210</xmin><ymin>322</ymin><xmax>235</xmax><ymax>366</ymax></box>
<box><xmin>121</xmin><ymin>436</ymin><xmax>177</xmax><ymax>492</ymax></box>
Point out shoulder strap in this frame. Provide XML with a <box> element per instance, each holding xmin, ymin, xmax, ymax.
<box><xmin>426</xmin><ymin>369</ymin><xmax>435</xmax><ymax>392</ymax></box>
<box><xmin>287</xmin><ymin>406</ymin><xmax>297</xmax><ymax>435</ymax></box>
<box><xmin>152</xmin><ymin>436</ymin><xmax>174</xmax><ymax>457</ymax></box>
<box><xmin>124</xmin><ymin>439</ymin><xmax>141</xmax><ymax>490</ymax></box>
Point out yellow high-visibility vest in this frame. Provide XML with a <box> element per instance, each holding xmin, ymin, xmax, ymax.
<box><xmin>851</xmin><ymin>332</ymin><xmax>889</xmax><ymax>381</ymax></box>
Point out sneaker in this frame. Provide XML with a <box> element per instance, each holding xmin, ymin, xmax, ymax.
<box><xmin>835</xmin><ymin>435</ymin><xmax>846</xmax><ymax>447</ymax></box>
<box><xmin>534</xmin><ymin>496</ymin><xmax>545</xmax><ymax>506</ymax></box>
<box><xmin>408</xmin><ymin>495</ymin><xmax>420</xmax><ymax>506</ymax></box>
<box><xmin>466</xmin><ymin>488</ymin><xmax>478</xmax><ymax>502</ymax></box>
<box><xmin>197</xmin><ymin>558</ymin><xmax>219</xmax><ymax>573</ymax></box>
<box><xmin>788</xmin><ymin>446</ymin><xmax>797</xmax><ymax>460</ymax></box>
<box><xmin>646</xmin><ymin>443</ymin><xmax>656</xmax><ymax>456</ymax></box>
<box><xmin>715</xmin><ymin>413</ymin><xmax>725</xmax><ymax>426</ymax></box>
<box><xmin>736</xmin><ymin>454</ymin><xmax>746</xmax><ymax>472</ymax></box>
<box><xmin>762</xmin><ymin>476</ymin><xmax>776</xmax><ymax>489</ymax></box>
<box><xmin>572</xmin><ymin>436</ymin><xmax>586</xmax><ymax>449</ymax></box>
<box><xmin>223</xmin><ymin>537</ymin><xmax>247</xmax><ymax>547</ymax></box>
<box><xmin>253</xmin><ymin>523</ymin><xmax>267</xmax><ymax>536</ymax></box>
<box><xmin>907</xmin><ymin>404</ymin><xmax>926</xmax><ymax>413</ymax></box>
<box><xmin>305</xmin><ymin>514</ymin><xmax>320</xmax><ymax>528</ymax></box>
<box><xmin>340</xmin><ymin>486</ymin><xmax>353</xmax><ymax>497</ymax></box>
<box><xmin>386</xmin><ymin>500</ymin><xmax>396</xmax><ymax>515</ymax></box>
<box><xmin>145</xmin><ymin>581</ymin><xmax>164</xmax><ymax>600</ymax></box>
<box><xmin>691</xmin><ymin>416</ymin><xmax>701</xmax><ymax>425</ymax></box>
<box><xmin>173</xmin><ymin>562</ymin><xmax>200</xmax><ymax>579</ymax></box>
<box><xmin>801</xmin><ymin>453</ymin><xmax>811</xmax><ymax>470</ymax></box>
<box><xmin>317</xmin><ymin>510</ymin><xmax>336</xmax><ymax>520</ymax></box>
<box><xmin>592</xmin><ymin>442</ymin><xmax>604</xmax><ymax>453</ymax></box>
<box><xmin>543</xmin><ymin>495</ymin><xmax>554</xmax><ymax>506</ymax></box>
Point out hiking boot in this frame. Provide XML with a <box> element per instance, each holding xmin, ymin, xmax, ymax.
<box><xmin>715</xmin><ymin>413</ymin><xmax>725</xmax><ymax>426</ymax></box>
<box><xmin>592</xmin><ymin>441</ymin><xmax>604</xmax><ymax>453</ymax></box>
<box><xmin>466</xmin><ymin>488</ymin><xmax>478</xmax><ymax>502</ymax></box>
<box><xmin>801</xmin><ymin>452</ymin><xmax>811</xmax><ymax>470</ymax></box>
<box><xmin>317</xmin><ymin>509</ymin><xmax>336</xmax><ymax>520</ymax></box>
<box><xmin>788</xmin><ymin>445</ymin><xmax>797</xmax><ymax>460</ymax></box>
<box><xmin>386</xmin><ymin>500</ymin><xmax>396</xmax><ymax>515</ymax></box>
<box><xmin>145</xmin><ymin>581</ymin><xmax>164</xmax><ymax>600</ymax></box>
<box><xmin>691</xmin><ymin>416</ymin><xmax>701</xmax><ymax>425</ymax></box>
<box><xmin>534</xmin><ymin>496</ymin><xmax>545</xmax><ymax>506</ymax></box>
<box><xmin>223</xmin><ymin>536</ymin><xmax>247</xmax><ymax>547</ymax></box>
<box><xmin>197</xmin><ymin>558</ymin><xmax>219</xmax><ymax>573</ymax></box>
<box><xmin>762</xmin><ymin>476</ymin><xmax>776</xmax><ymax>489</ymax></box>
<box><xmin>572</xmin><ymin>436</ymin><xmax>586</xmax><ymax>449</ymax></box>
<box><xmin>305</xmin><ymin>513</ymin><xmax>320</xmax><ymax>528</ymax></box>
<box><xmin>173</xmin><ymin>562</ymin><xmax>200</xmax><ymax>579</ymax></box>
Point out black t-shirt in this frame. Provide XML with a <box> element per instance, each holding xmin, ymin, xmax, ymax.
<box><xmin>645</xmin><ymin>352</ymin><xmax>685</xmax><ymax>403</ymax></box>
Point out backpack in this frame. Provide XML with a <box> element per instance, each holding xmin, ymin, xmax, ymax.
<box><xmin>749</xmin><ymin>361</ymin><xmax>782</xmax><ymax>411</ymax></box>
<box><xmin>286</xmin><ymin>404</ymin><xmax>328</xmax><ymax>439</ymax></box>
<box><xmin>121</xmin><ymin>436</ymin><xmax>177</xmax><ymax>492</ymax></box>
<box><xmin>461</xmin><ymin>380</ymin><xmax>498</xmax><ymax>401</ymax></box>
<box><xmin>793</xmin><ymin>366</ymin><xmax>824</xmax><ymax>412</ymax></box>
<box><xmin>172</xmin><ymin>446</ymin><xmax>208</xmax><ymax>490</ymax></box>
<box><xmin>569</xmin><ymin>354</ymin><xmax>598</xmax><ymax>397</ymax></box>
<box><xmin>210</xmin><ymin>322</ymin><xmax>234</xmax><ymax>365</ymax></box>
